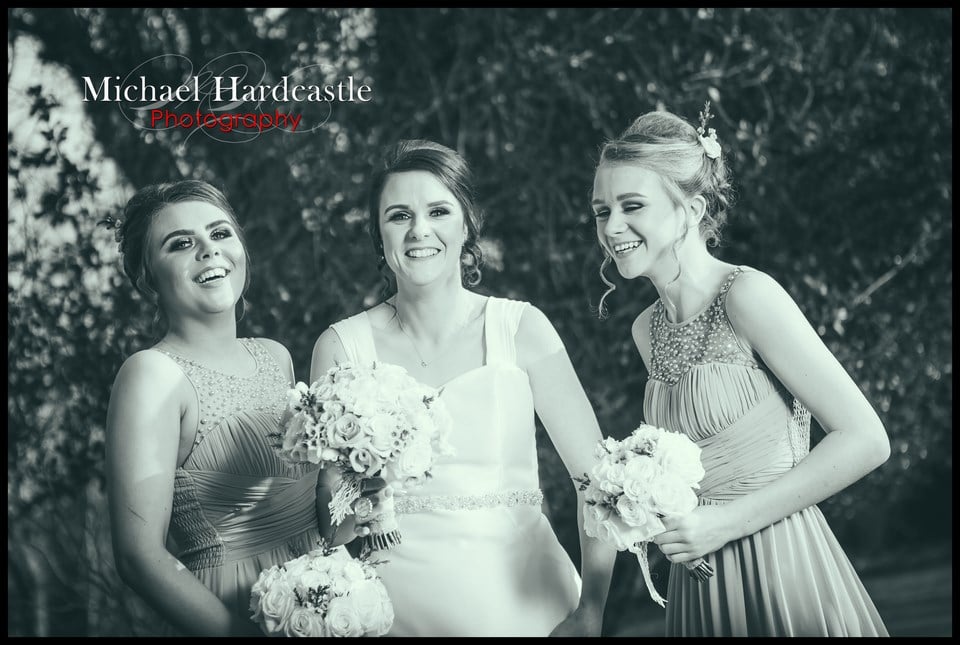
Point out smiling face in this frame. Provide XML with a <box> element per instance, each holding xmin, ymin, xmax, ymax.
<box><xmin>144</xmin><ymin>200</ymin><xmax>248</xmax><ymax>321</ymax></box>
<box><xmin>592</xmin><ymin>164</ymin><xmax>690</xmax><ymax>281</ymax></box>
<box><xmin>378</xmin><ymin>170</ymin><xmax>467</xmax><ymax>289</ymax></box>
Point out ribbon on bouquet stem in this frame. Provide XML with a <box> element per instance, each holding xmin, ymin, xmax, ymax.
<box><xmin>635</xmin><ymin>541</ymin><xmax>667</xmax><ymax>608</ymax></box>
<box><xmin>329</xmin><ymin>469</ymin><xmax>364</xmax><ymax>525</ymax></box>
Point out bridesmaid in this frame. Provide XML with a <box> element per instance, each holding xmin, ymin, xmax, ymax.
<box><xmin>103</xmin><ymin>180</ymin><xmax>383</xmax><ymax>635</ymax></box>
<box><xmin>590</xmin><ymin>106</ymin><xmax>890</xmax><ymax>636</ymax></box>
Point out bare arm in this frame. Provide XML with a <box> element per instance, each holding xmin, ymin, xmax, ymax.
<box><xmin>655</xmin><ymin>271</ymin><xmax>890</xmax><ymax>562</ymax></box>
<box><xmin>517</xmin><ymin>306</ymin><xmax>617</xmax><ymax>634</ymax></box>
<box><xmin>106</xmin><ymin>352</ymin><xmax>259</xmax><ymax>636</ymax></box>
<box><xmin>722</xmin><ymin>271</ymin><xmax>890</xmax><ymax>533</ymax></box>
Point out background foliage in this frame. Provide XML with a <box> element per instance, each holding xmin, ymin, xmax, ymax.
<box><xmin>7</xmin><ymin>7</ymin><xmax>952</xmax><ymax>636</ymax></box>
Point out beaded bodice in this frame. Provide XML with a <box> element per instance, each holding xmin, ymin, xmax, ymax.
<box><xmin>156</xmin><ymin>338</ymin><xmax>288</xmax><ymax>452</ymax></box>
<box><xmin>646</xmin><ymin>266</ymin><xmax>811</xmax><ymax>466</ymax></box>
<box><xmin>649</xmin><ymin>267</ymin><xmax>759</xmax><ymax>386</ymax></box>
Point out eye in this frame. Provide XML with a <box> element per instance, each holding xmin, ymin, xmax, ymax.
<box><xmin>211</xmin><ymin>227</ymin><xmax>234</xmax><ymax>240</ymax></box>
<box><xmin>429</xmin><ymin>207</ymin><xmax>450</xmax><ymax>217</ymax></box>
<box><xmin>386</xmin><ymin>211</ymin><xmax>410</xmax><ymax>222</ymax></box>
<box><xmin>592</xmin><ymin>208</ymin><xmax>610</xmax><ymax>220</ymax></box>
<box><xmin>623</xmin><ymin>201</ymin><xmax>645</xmax><ymax>212</ymax></box>
<box><xmin>168</xmin><ymin>238</ymin><xmax>193</xmax><ymax>251</ymax></box>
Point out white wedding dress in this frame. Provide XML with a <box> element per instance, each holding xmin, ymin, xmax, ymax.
<box><xmin>330</xmin><ymin>297</ymin><xmax>581</xmax><ymax>636</ymax></box>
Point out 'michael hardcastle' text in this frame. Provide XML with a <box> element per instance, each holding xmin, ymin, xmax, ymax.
<box><xmin>82</xmin><ymin>75</ymin><xmax>372</xmax><ymax>103</ymax></box>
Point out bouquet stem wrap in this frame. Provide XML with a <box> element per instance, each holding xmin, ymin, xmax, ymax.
<box><xmin>636</xmin><ymin>541</ymin><xmax>667</xmax><ymax>608</ymax></box>
<box><xmin>330</xmin><ymin>469</ymin><xmax>402</xmax><ymax>553</ymax></box>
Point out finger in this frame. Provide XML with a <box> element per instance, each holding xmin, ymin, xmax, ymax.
<box><xmin>652</xmin><ymin>529</ymin><xmax>679</xmax><ymax>545</ymax></box>
<box><xmin>353</xmin><ymin>524</ymin><xmax>371</xmax><ymax>537</ymax></box>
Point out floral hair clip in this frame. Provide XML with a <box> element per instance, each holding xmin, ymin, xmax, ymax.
<box><xmin>697</xmin><ymin>100</ymin><xmax>722</xmax><ymax>160</ymax></box>
<box><xmin>98</xmin><ymin>214</ymin><xmax>124</xmax><ymax>244</ymax></box>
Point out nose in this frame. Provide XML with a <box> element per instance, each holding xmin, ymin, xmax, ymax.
<box><xmin>407</xmin><ymin>214</ymin><xmax>431</xmax><ymax>241</ymax></box>
<box><xmin>196</xmin><ymin>238</ymin><xmax>221</xmax><ymax>260</ymax></box>
<box><xmin>603</xmin><ymin>207</ymin><xmax>628</xmax><ymax>237</ymax></box>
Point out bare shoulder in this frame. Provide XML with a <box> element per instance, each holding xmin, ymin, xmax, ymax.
<box><xmin>311</xmin><ymin>325</ymin><xmax>350</xmax><ymax>382</ymax></box>
<box><xmin>109</xmin><ymin>349</ymin><xmax>187</xmax><ymax>420</ymax></box>
<box><xmin>312</xmin><ymin>326</ymin><xmax>347</xmax><ymax>359</ymax></box>
<box><xmin>114</xmin><ymin>348</ymin><xmax>183</xmax><ymax>388</ymax></box>
<box><xmin>630</xmin><ymin>302</ymin><xmax>659</xmax><ymax>369</ymax></box>
<box><xmin>726</xmin><ymin>269</ymin><xmax>801</xmax><ymax>327</ymax></box>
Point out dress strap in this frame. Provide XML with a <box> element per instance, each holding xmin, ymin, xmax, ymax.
<box><xmin>329</xmin><ymin>311</ymin><xmax>378</xmax><ymax>367</ymax></box>
<box><xmin>484</xmin><ymin>297</ymin><xmax>528</xmax><ymax>367</ymax></box>
<box><xmin>717</xmin><ymin>265</ymin><xmax>747</xmax><ymax>304</ymax></box>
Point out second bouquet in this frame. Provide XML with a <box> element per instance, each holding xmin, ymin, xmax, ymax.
<box><xmin>278</xmin><ymin>361</ymin><xmax>454</xmax><ymax>552</ymax></box>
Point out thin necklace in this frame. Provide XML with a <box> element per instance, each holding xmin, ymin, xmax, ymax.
<box><xmin>395</xmin><ymin>302</ymin><xmax>470</xmax><ymax>368</ymax></box>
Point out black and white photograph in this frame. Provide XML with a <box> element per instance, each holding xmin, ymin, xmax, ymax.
<box><xmin>7</xmin><ymin>7</ymin><xmax>952</xmax><ymax>637</ymax></box>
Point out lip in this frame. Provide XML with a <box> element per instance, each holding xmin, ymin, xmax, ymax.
<box><xmin>404</xmin><ymin>246</ymin><xmax>442</xmax><ymax>259</ymax></box>
<box><xmin>193</xmin><ymin>265</ymin><xmax>232</xmax><ymax>285</ymax></box>
<box><xmin>609</xmin><ymin>238</ymin><xmax>645</xmax><ymax>256</ymax></box>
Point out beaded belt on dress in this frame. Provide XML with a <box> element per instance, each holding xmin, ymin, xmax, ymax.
<box><xmin>394</xmin><ymin>489</ymin><xmax>543</xmax><ymax>514</ymax></box>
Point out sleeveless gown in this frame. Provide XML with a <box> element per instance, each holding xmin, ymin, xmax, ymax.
<box><xmin>330</xmin><ymin>297</ymin><xmax>581</xmax><ymax>637</ymax></box>
<box><xmin>643</xmin><ymin>266</ymin><xmax>888</xmax><ymax>636</ymax></box>
<box><xmin>156</xmin><ymin>338</ymin><xmax>324</xmax><ymax>630</ymax></box>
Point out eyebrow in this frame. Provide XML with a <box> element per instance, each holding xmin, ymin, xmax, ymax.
<box><xmin>591</xmin><ymin>192</ymin><xmax>648</xmax><ymax>205</ymax></box>
<box><xmin>159</xmin><ymin>219</ymin><xmax>232</xmax><ymax>247</ymax></box>
<box><xmin>383</xmin><ymin>200</ymin><xmax>454</xmax><ymax>214</ymax></box>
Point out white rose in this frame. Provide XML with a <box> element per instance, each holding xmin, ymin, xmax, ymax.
<box><xmin>257</xmin><ymin>579</ymin><xmax>296</xmax><ymax>634</ymax></box>
<box><xmin>394</xmin><ymin>437</ymin><xmax>432</xmax><ymax>479</ymax></box>
<box><xmin>622</xmin><ymin>455</ymin><xmax>663</xmax><ymax>489</ymax></box>
<box><xmin>615</xmin><ymin>494</ymin><xmax>653</xmax><ymax>530</ymax></box>
<box><xmin>283</xmin><ymin>606</ymin><xmax>327</xmax><ymax>637</ymax></box>
<box><xmin>655</xmin><ymin>431</ymin><xmax>705</xmax><ymax>488</ymax></box>
<box><xmin>310</xmin><ymin>379</ymin><xmax>334</xmax><ymax>403</ymax></box>
<box><xmin>372</xmin><ymin>589</ymin><xmax>395</xmax><ymax>636</ymax></box>
<box><xmin>367</xmin><ymin>413</ymin><xmax>398</xmax><ymax>455</ymax></box>
<box><xmin>332</xmin><ymin>366</ymin><xmax>358</xmax><ymax>385</ymax></box>
<box><xmin>348</xmin><ymin>447</ymin><xmax>384</xmax><ymax>476</ymax></box>
<box><xmin>331</xmin><ymin>413</ymin><xmax>364</xmax><ymax>448</ymax></box>
<box><xmin>348</xmin><ymin>579</ymin><xmax>389</xmax><ymax>629</ymax></box>
<box><xmin>341</xmin><ymin>560</ymin><xmax>367</xmax><ymax>583</ymax></box>
<box><xmin>582</xmin><ymin>502</ymin><xmax>612</xmax><ymax>539</ymax></box>
<box><xmin>596</xmin><ymin>461</ymin><xmax>626</xmax><ymax>495</ymax></box>
<box><xmin>397</xmin><ymin>388</ymin><xmax>427</xmax><ymax>413</ymax></box>
<box><xmin>648</xmin><ymin>470</ymin><xmax>699</xmax><ymax>517</ymax></box>
<box><xmin>595</xmin><ymin>518</ymin><xmax>630</xmax><ymax>550</ymax></box>
<box><xmin>325</xmin><ymin>596</ymin><xmax>364</xmax><ymax>637</ymax></box>
<box><xmin>297</xmin><ymin>568</ymin><xmax>329</xmax><ymax>591</ymax></box>
<box><xmin>329</xmin><ymin>574</ymin><xmax>352</xmax><ymax>597</ymax></box>
<box><xmin>595</xmin><ymin>436</ymin><xmax>622</xmax><ymax>459</ymax></box>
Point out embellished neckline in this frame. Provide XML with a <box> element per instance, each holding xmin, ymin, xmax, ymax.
<box><xmin>154</xmin><ymin>337</ymin><xmax>260</xmax><ymax>379</ymax></box>
<box><xmin>656</xmin><ymin>266</ymin><xmax>744</xmax><ymax>328</ymax></box>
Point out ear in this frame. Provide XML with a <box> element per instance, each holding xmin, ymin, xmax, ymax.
<box><xmin>688</xmin><ymin>195</ymin><xmax>707</xmax><ymax>227</ymax></box>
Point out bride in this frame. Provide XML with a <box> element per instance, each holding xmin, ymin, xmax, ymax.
<box><xmin>310</xmin><ymin>140</ymin><xmax>617</xmax><ymax>636</ymax></box>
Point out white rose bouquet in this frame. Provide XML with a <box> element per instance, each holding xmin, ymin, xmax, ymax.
<box><xmin>574</xmin><ymin>423</ymin><xmax>712</xmax><ymax>607</ymax></box>
<box><xmin>277</xmin><ymin>361</ymin><xmax>454</xmax><ymax>551</ymax></box>
<box><xmin>249</xmin><ymin>542</ymin><xmax>394</xmax><ymax>637</ymax></box>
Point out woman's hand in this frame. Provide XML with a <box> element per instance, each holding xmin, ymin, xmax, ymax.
<box><xmin>652</xmin><ymin>505</ymin><xmax>738</xmax><ymax>564</ymax></box>
<box><xmin>352</xmin><ymin>477</ymin><xmax>393</xmax><ymax>538</ymax></box>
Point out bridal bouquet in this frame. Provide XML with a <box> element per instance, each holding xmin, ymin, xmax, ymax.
<box><xmin>249</xmin><ymin>543</ymin><xmax>393</xmax><ymax>637</ymax></box>
<box><xmin>574</xmin><ymin>423</ymin><xmax>711</xmax><ymax>607</ymax></box>
<box><xmin>278</xmin><ymin>361</ymin><xmax>454</xmax><ymax>550</ymax></box>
